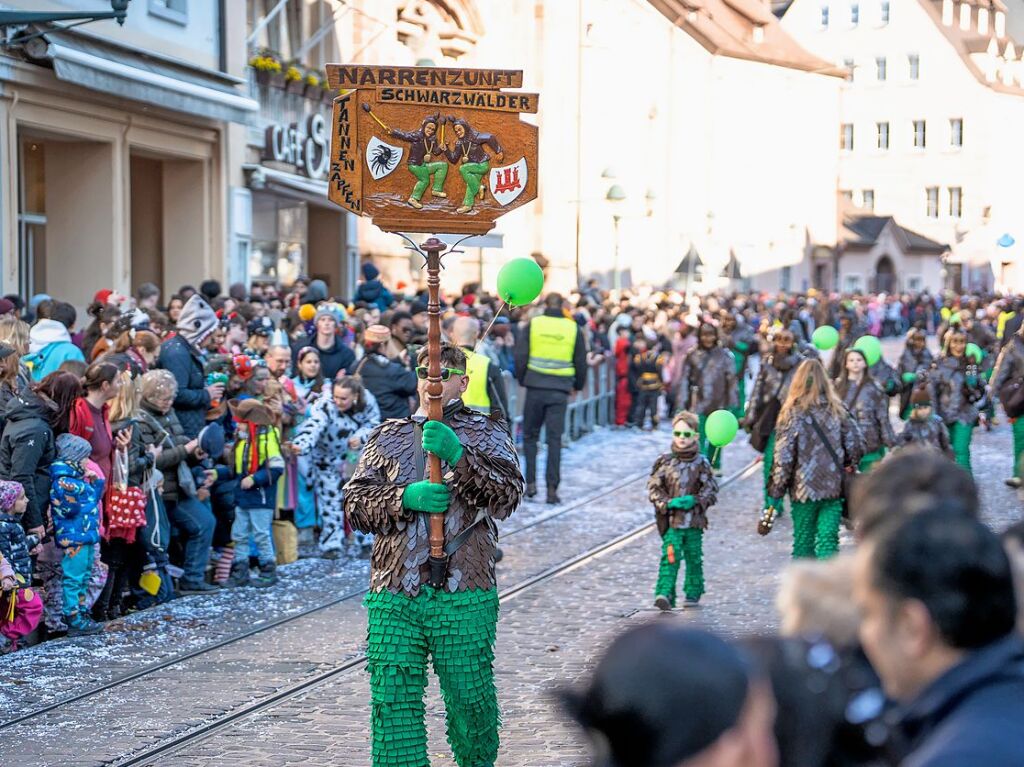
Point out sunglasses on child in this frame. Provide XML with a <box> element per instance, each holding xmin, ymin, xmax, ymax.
<box><xmin>415</xmin><ymin>366</ymin><xmax>465</xmax><ymax>381</ymax></box>
<box><xmin>673</xmin><ymin>429</ymin><xmax>698</xmax><ymax>438</ymax></box>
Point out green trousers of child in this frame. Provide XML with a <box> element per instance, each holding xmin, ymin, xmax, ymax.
<box><xmin>858</xmin><ymin>448</ymin><xmax>885</xmax><ymax>474</ymax></box>
<box><xmin>790</xmin><ymin>498</ymin><xmax>843</xmax><ymax>559</ymax></box>
<box><xmin>1012</xmin><ymin>418</ymin><xmax>1024</xmax><ymax>479</ymax></box>
<box><xmin>731</xmin><ymin>370</ymin><xmax>746</xmax><ymax>422</ymax></box>
<box><xmin>763</xmin><ymin>430</ymin><xmax>785</xmax><ymax>517</ymax></box>
<box><xmin>949</xmin><ymin>422</ymin><xmax>973</xmax><ymax>474</ymax></box>
<box><xmin>365</xmin><ymin>586</ymin><xmax>500</xmax><ymax>767</ymax></box>
<box><xmin>698</xmin><ymin>413</ymin><xmax>723</xmax><ymax>470</ymax></box>
<box><xmin>654</xmin><ymin>527</ymin><xmax>704</xmax><ymax>606</ymax></box>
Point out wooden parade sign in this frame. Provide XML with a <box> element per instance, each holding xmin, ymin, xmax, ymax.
<box><xmin>326</xmin><ymin>64</ymin><xmax>539</xmax><ymax>235</ymax></box>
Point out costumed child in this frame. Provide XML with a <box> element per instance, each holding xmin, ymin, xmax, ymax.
<box><xmin>834</xmin><ymin>347</ymin><xmax>895</xmax><ymax>473</ymax></box>
<box><xmin>648</xmin><ymin>411</ymin><xmax>718</xmax><ymax>610</ymax></box>
<box><xmin>931</xmin><ymin>327</ymin><xmax>986</xmax><ymax>473</ymax></box>
<box><xmin>49</xmin><ymin>434</ymin><xmax>105</xmax><ymax>636</ymax></box>
<box><xmin>628</xmin><ymin>334</ymin><xmax>667</xmax><ymax>430</ymax></box>
<box><xmin>896</xmin><ymin>383</ymin><xmax>953</xmax><ymax>458</ymax></box>
<box><xmin>225</xmin><ymin>398</ymin><xmax>285</xmax><ymax>587</ymax></box>
<box><xmin>679</xmin><ymin>323</ymin><xmax>737</xmax><ymax>474</ymax></box>
<box><xmin>896</xmin><ymin>327</ymin><xmax>933</xmax><ymax>419</ymax></box>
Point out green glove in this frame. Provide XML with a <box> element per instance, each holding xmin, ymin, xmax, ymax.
<box><xmin>767</xmin><ymin>497</ymin><xmax>784</xmax><ymax>510</ymax></box>
<box><xmin>667</xmin><ymin>495</ymin><xmax>696</xmax><ymax>511</ymax></box>
<box><xmin>402</xmin><ymin>480</ymin><xmax>450</xmax><ymax>513</ymax></box>
<box><xmin>966</xmin><ymin>374</ymin><xmax>978</xmax><ymax>387</ymax></box>
<box><xmin>735</xmin><ymin>341</ymin><xmax>749</xmax><ymax>353</ymax></box>
<box><xmin>885</xmin><ymin>380</ymin><xmax>897</xmax><ymax>394</ymax></box>
<box><xmin>902</xmin><ymin>372</ymin><xmax>917</xmax><ymax>384</ymax></box>
<box><xmin>421</xmin><ymin>420</ymin><xmax>464</xmax><ymax>465</ymax></box>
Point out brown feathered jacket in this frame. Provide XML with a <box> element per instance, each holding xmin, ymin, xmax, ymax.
<box><xmin>647</xmin><ymin>452</ymin><xmax>718</xmax><ymax>534</ymax></box>
<box><xmin>678</xmin><ymin>345</ymin><xmax>738</xmax><ymax>414</ymax></box>
<box><xmin>344</xmin><ymin>403</ymin><xmax>523</xmax><ymax>595</ymax></box>
<box><xmin>836</xmin><ymin>378</ymin><xmax>896</xmax><ymax>455</ymax></box>
<box><xmin>768</xmin><ymin>404</ymin><xmax>864</xmax><ymax>502</ymax></box>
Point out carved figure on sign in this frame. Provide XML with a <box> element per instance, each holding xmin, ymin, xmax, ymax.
<box><xmin>442</xmin><ymin>116</ymin><xmax>504</xmax><ymax>214</ymax></box>
<box><xmin>384</xmin><ymin>112</ymin><xmax>449</xmax><ymax>209</ymax></box>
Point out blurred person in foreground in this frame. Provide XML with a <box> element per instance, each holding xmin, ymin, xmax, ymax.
<box><xmin>561</xmin><ymin>623</ymin><xmax>778</xmax><ymax>767</ymax></box>
<box><xmin>1002</xmin><ymin>521</ymin><xmax>1024</xmax><ymax>633</ymax></box>
<box><xmin>853</xmin><ymin>507</ymin><xmax>1024</xmax><ymax>766</ymax></box>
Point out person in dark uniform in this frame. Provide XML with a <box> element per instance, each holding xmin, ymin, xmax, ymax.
<box><xmin>514</xmin><ymin>293</ymin><xmax>587</xmax><ymax>505</ymax></box>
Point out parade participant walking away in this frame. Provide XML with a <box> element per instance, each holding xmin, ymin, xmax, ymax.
<box><xmin>288</xmin><ymin>376</ymin><xmax>380</xmax><ymax>558</ymax></box>
<box><xmin>768</xmin><ymin>359</ymin><xmax>863</xmax><ymax>559</ymax></box>
<box><xmin>225</xmin><ymin>399</ymin><xmax>284</xmax><ymax>587</ymax></box>
<box><xmin>345</xmin><ymin>342</ymin><xmax>523</xmax><ymax>767</ymax></box>
<box><xmin>834</xmin><ymin>348</ymin><xmax>895</xmax><ymax>473</ymax></box>
<box><xmin>931</xmin><ymin>327</ymin><xmax>985</xmax><ymax>473</ymax></box>
<box><xmin>721</xmin><ymin>310</ymin><xmax>755</xmax><ymax>420</ymax></box>
<box><xmin>158</xmin><ymin>294</ymin><xmax>223</xmax><ymax>440</ymax></box>
<box><xmin>452</xmin><ymin>316</ymin><xmax>510</xmax><ymax>420</ymax></box>
<box><xmin>353</xmin><ymin>325</ymin><xmax>419</xmax><ymax>421</ymax></box>
<box><xmin>628</xmin><ymin>334</ymin><xmax>667</xmax><ymax>430</ymax></box>
<box><xmin>679</xmin><ymin>323</ymin><xmax>737</xmax><ymax>475</ymax></box>
<box><xmin>49</xmin><ymin>434</ymin><xmax>105</xmax><ymax>636</ymax></box>
<box><xmin>896</xmin><ymin>384</ymin><xmax>953</xmax><ymax>457</ymax></box>
<box><xmin>990</xmin><ymin>320</ymin><xmax>1024</xmax><ymax>486</ymax></box>
<box><xmin>897</xmin><ymin>327</ymin><xmax>933</xmax><ymax>419</ymax></box>
<box><xmin>516</xmin><ymin>293</ymin><xmax>587</xmax><ymax>503</ymax></box>
<box><xmin>649</xmin><ymin>411</ymin><xmax>718</xmax><ymax>610</ymax></box>
<box><xmin>745</xmin><ymin>329</ymin><xmax>800</xmax><ymax>514</ymax></box>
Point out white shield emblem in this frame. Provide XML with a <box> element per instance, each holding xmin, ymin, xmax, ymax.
<box><xmin>488</xmin><ymin>157</ymin><xmax>528</xmax><ymax>206</ymax></box>
<box><xmin>366</xmin><ymin>135</ymin><xmax>403</xmax><ymax>180</ymax></box>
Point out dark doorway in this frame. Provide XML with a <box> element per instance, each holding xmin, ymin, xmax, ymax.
<box><xmin>873</xmin><ymin>255</ymin><xmax>896</xmax><ymax>293</ymax></box>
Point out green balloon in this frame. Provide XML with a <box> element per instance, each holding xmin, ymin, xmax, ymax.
<box><xmin>812</xmin><ymin>325</ymin><xmax>839</xmax><ymax>351</ymax></box>
<box><xmin>966</xmin><ymin>342</ymin><xmax>983</xmax><ymax>363</ymax></box>
<box><xmin>705</xmin><ymin>409</ymin><xmax>739</xmax><ymax>448</ymax></box>
<box><xmin>496</xmin><ymin>258</ymin><xmax>544</xmax><ymax>306</ymax></box>
<box><xmin>853</xmin><ymin>335</ymin><xmax>882</xmax><ymax>367</ymax></box>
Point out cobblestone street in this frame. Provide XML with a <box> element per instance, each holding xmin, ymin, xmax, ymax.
<box><xmin>3</xmin><ymin>340</ymin><xmax>1021</xmax><ymax>766</ymax></box>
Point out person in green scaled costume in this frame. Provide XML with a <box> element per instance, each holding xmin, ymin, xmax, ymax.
<box><xmin>678</xmin><ymin>323</ymin><xmax>737</xmax><ymax>476</ymax></box>
<box><xmin>991</xmin><ymin>320</ymin><xmax>1024</xmax><ymax>487</ymax></box>
<box><xmin>834</xmin><ymin>347</ymin><xmax>896</xmax><ymax>474</ymax></box>
<box><xmin>388</xmin><ymin>113</ymin><xmax>449</xmax><ymax>209</ymax></box>
<box><xmin>442</xmin><ymin>116</ymin><xmax>504</xmax><ymax>214</ymax></box>
<box><xmin>648</xmin><ymin>411</ymin><xmax>718</xmax><ymax>610</ymax></box>
<box><xmin>345</xmin><ymin>343</ymin><xmax>524</xmax><ymax>767</ymax></box>
<box><xmin>720</xmin><ymin>310</ymin><xmax>756</xmax><ymax>422</ymax></box>
<box><xmin>767</xmin><ymin>358</ymin><xmax>864</xmax><ymax>560</ymax></box>
<box><xmin>930</xmin><ymin>327</ymin><xmax>986</xmax><ymax>475</ymax></box>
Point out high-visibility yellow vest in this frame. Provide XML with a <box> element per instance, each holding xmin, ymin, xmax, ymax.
<box><xmin>462</xmin><ymin>349</ymin><xmax>491</xmax><ymax>413</ymax></box>
<box><xmin>998</xmin><ymin>310</ymin><xmax>1015</xmax><ymax>341</ymax></box>
<box><xmin>527</xmin><ymin>315</ymin><xmax>577</xmax><ymax>377</ymax></box>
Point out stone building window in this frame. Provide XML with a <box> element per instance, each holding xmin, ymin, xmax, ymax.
<box><xmin>948</xmin><ymin>187</ymin><xmax>962</xmax><ymax>218</ymax></box>
<box><xmin>913</xmin><ymin>120</ymin><xmax>927</xmax><ymax>148</ymax></box>
<box><xmin>908</xmin><ymin>54</ymin><xmax>920</xmax><ymax>80</ymax></box>
<box><xmin>841</xmin><ymin>123</ymin><xmax>855</xmax><ymax>150</ymax></box>
<box><xmin>877</xmin><ymin>121</ymin><xmax>890</xmax><ymax>149</ymax></box>
<box><xmin>926</xmin><ymin>187</ymin><xmax>939</xmax><ymax>218</ymax></box>
<box><xmin>950</xmin><ymin>118</ymin><xmax>963</xmax><ymax>147</ymax></box>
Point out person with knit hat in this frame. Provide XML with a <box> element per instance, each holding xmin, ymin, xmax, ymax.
<box><xmin>0</xmin><ymin>480</ymin><xmax>31</xmax><ymax>588</ymax></box>
<box><xmin>897</xmin><ymin>382</ymin><xmax>953</xmax><ymax>457</ymax></box>
<box><xmin>354</xmin><ymin>261</ymin><xmax>393</xmax><ymax>312</ymax></box>
<box><xmin>290</xmin><ymin>305</ymin><xmax>355</xmax><ymax>381</ymax></box>
<box><xmin>156</xmin><ymin>294</ymin><xmax>223</xmax><ymax>440</ymax></box>
<box><xmin>49</xmin><ymin>433</ymin><xmax>105</xmax><ymax>636</ymax></box>
<box><xmin>352</xmin><ymin>324</ymin><xmax>419</xmax><ymax>420</ymax></box>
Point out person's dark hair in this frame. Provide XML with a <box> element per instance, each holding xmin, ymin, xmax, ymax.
<box><xmin>82</xmin><ymin>361</ymin><xmax>120</xmax><ymax>391</ymax></box>
<box><xmin>544</xmin><ymin>293</ymin><xmax>563</xmax><ymax>311</ymax></box>
<box><xmin>871</xmin><ymin>506</ymin><xmax>1017</xmax><ymax>649</ymax></box>
<box><xmin>50</xmin><ymin>301</ymin><xmax>77</xmax><ymax>330</ymax></box>
<box><xmin>200</xmin><ymin>280</ymin><xmax>222</xmax><ymax>301</ymax></box>
<box><xmin>177</xmin><ymin>285</ymin><xmax>196</xmax><ymax>300</ymax></box>
<box><xmin>34</xmin><ymin>299</ymin><xmax>54</xmax><ymax>321</ymax></box>
<box><xmin>389</xmin><ymin>311</ymin><xmax>413</xmax><ymax>328</ymax></box>
<box><xmin>333</xmin><ymin>375</ymin><xmax>367</xmax><ymax>411</ymax></box>
<box><xmin>3</xmin><ymin>294</ymin><xmax>24</xmax><ymax>312</ymax></box>
<box><xmin>416</xmin><ymin>342</ymin><xmax>467</xmax><ymax>372</ymax></box>
<box><xmin>35</xmin><ymin>371</ymin><xmax>83</xmax><ymax>433</ymax></box>
<box><xmin>136</xmin><ymin>282</ymin><xmax>160</xmax><ymax>301</ymax></box>
<box><xmin>852</xmin><ymin>447</ymin><xmax>978</xmax><ymax>538</ymax></box>
<box><xmin>58</xmin><ymin>359</ymin><xmax>87</xmax><ymax>378</ymax></box>
<box><xmin>835</xmin><ymin>348</ymin><xmax>873</xmax><ymax>394</ymax></box>
<box><xmin>560</xmin><ymin>624</ymin><xmax>751</xmax><ymax>767</ymax></box>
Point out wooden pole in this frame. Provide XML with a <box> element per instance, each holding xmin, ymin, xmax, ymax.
<box><xmin>421</xmin><ymin>236</ymin><xmax>447</xmax><ymax>571</ymax></box>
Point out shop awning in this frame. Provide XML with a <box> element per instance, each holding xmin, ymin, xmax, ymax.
<box><xmin>244</xmin><ymin>164</ymin><xmax>332</xmax><ymax>206</ymax></box>
<box><xmin>40</xmin><ymin>33</ymin><xmax>257</xmax><ymax>125</ymax></box>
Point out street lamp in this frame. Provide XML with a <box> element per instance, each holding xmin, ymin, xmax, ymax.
<box><xmin>0</xmin><ymin>1</ymin><xmax>129</xmax><ymax>47</ymax></box>
<box><xmin>606</xmin><ymin>184</ymin><xmax>627</xmax><ymax>290</ymax></box>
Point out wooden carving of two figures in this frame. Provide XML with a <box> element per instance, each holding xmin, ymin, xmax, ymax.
<box><xmin>387</xmin><ymin>113</ymin><xmax>504</xmax><ymax>213</ymax></box>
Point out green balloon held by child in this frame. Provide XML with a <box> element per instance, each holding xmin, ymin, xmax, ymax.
<box><xmin>705</xmin><ymin>409</ymin><xmax>739</xmax><ymax>447</ymax></box>
<box><xmin>853</xmin><ymin>335</ymin><xmax>882</xmax><ymax>367</ymax></box>
<box><xmin>812</xmin><ymin>325</ymin><xmax>839</xmax><ymax>351</ymax></box>
<box><xmin>496</xmin><ymin>258</ymin><xmax>544</xmax><ymax>306</ymax></box>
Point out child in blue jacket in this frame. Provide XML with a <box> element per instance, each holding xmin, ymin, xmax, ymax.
<box><xmin>226</xmin><ymin>399</ymin><xmax>284</xmax><ymax>588</ymax></box>
<box><xmin>49</xmin><ymin>434</ymin><xmax>105</xmax><ymax>636</ymax></box>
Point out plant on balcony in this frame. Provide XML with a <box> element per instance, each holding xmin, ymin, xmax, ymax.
<box><xmin>284</xmin><ymin>64</ymin><xmax>305</xmax><ymax>94</ymax></box>
<box><xmin>249</xmin><ymin>52</ymin><xmax>283</xmax><ymax>86</ymax></box>
<box><xmin>303</xmin><ymin>71</ymin><xmax>321</xmax><ymax>98</ymax></box>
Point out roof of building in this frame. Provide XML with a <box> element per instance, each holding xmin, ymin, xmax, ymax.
<box><xmin>648</xmin><ymin>0</ymin><xmax>847</xmax><ymax>76</ymax></box>
<box><xmin>841</xmin><ymin>215</ymin><xmax>949</xmax><ymax>254</ymax></box>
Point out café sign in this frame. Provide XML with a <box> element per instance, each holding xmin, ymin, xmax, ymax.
<box><xmin>263</xmin><ymin>113</ymin><xmax>330</xmax><ymax>180</ymax></box>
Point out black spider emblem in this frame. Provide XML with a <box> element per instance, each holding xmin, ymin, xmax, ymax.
<box><xmin>370</xmin><ymin>144</ymin><xmax>398</xmax><ymax>175</ymax></box>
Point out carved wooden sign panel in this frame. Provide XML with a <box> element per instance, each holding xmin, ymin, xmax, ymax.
<box><xmin>326</xmin><ymin>65</ymin><xmax>539</xmax><ymax>235</ymax></box>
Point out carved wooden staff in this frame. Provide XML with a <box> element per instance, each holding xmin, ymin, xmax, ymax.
<box><xmin>421</xmin><ymin>236</ymin><xmax>448</xmax><ymax>588</ymax></box>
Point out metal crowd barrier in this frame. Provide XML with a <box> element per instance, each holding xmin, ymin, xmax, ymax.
<box><xmin>502</xmin><ymin>357</ymin><xmax>617</xmax><ymax>444</ymax></box>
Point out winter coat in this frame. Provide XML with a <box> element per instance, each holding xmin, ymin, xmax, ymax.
<box><xmin>745</xmin><ymin>352</ymin><xmax>800</xmax><ymax>428</ymax></box>
<box><xmin>156</xmin><ymin>334</ymin><xmax>210</xmax><ymax>439</ymax></box>
<box><xmin>292</xmin><ymin>390</ymin><xmax>381</xmax><ymax>469</ymax></box>
<box><xmin>628</xmin><ymin>351</ymin><xmax>667</xmax><ymax>393</ymax></box>
<box><xmin>722</xmin><ymin>322</ymin><xmax>756</xmax><ymax>376</ymax></box>
<box><xmin>0</xmin><ymin>514</ymin><xmax>31</xmax><ymax>580</ymax></box>
<box><xmin>991</xmin><ymin>333</ymin><xmax>1024</xmax><ymax>400</ymax></box>
<box><xmin>930</xmin><ymin>355</ymin><xmax>984</xmax><ymax>427</ymax></box>
<box><xmin>898</xmin><ymin>346</ymin><xmax>935</xmax><ymax>381</ymax></box>
<box><xmin>837</xmin><ymin>378</ymin><xmax>896</xmax><ymax>455</ymax></box>
<box><xmin>679</xmin><ymin>345</ymin><xmax>737</xmax><ymax>415</ymax></box>
<box><xmin>892</xmin><ymin>635</ymin><xmax>1024</xmax><ymax>767</ymax></box>
<box><xmin>514</xmin><ymin>309</ymin><xmax>589</xmax><ymax>394</ymax></box>
<box><xmin>869</xmin><ymin>359</ymin><xmax>900</xmax><ymax>397</ymax></box>
<box><xmin>230</xmin><ymin>423</ymin><xmax>285</xmax><ymax>510</ymax></box>
<box><xmin>897</xmin><ymin>415</ymin><xmax>952</xmax><ymax>458</ymax></box>
<box><xmin>0</xmin><ymin>390</ymin><xmax>56</xmax><ymax>531</ymax></box>
<box><xmin>132</xmin><ymin>404</ymin><xmax>192</xmax><ymax>503</ymax></box>
<box><xmin>22</xmin><ymin>320</ymin><xmax>85</xmax><ymax>381</ymax></box>
<box><xmin>49</xmin><ymin>461</ymin><xmax>104</xmax><ymax>548</ymax></box>
<box><xmin>291</xmin><ymin>334</ymin><xmax>356</xmax><ymax>382</ymax></box>
<box><xmin>769</xmin><ymin>403</ymin><xmax>865</xmax><ymax>502</ymax></box>
<box><xmin>353</xmin><ymin>353</ymin><xmax>418</xmax><ymax>420</ymax></box>
<box><xmin>354</xmin><ymin>279</ymin><xmax>394</xmax><ymax>312</ymax></box>
<box><xmin>647</xmin><ymin>451</ymin><xmax>718</xmax><ymax>532</ymax></box>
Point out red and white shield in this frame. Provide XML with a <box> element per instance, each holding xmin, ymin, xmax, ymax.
<box><xmin>488</xmin><ymin>157</ymin><xmax>527</xmax><ymax>206</ymax></box>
